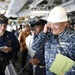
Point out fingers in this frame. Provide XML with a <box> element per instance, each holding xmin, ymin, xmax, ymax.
<box><xmin>30</xmin><ymin>58</ymin><xmax>39</xmax><ymax>65</ymax></box>
<box><xmin>3</xmin><ymin>46</ymin><xmax>12</xmax><ymax>53</ymax></box>
<box><xmin>43</xmin><ymin>23</ymin><xmax>51</xmax><ymax>34</ymax></box>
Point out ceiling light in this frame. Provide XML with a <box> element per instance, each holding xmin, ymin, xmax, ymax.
<box><xmin>30</xmin><ymin>16</ymin><xmax>35</xmax><ymax>18</ymax></box>
<box><xmin>25</xmin><ymin>18</ymin><xmax>28</xmax><ymax>21</ymax></box>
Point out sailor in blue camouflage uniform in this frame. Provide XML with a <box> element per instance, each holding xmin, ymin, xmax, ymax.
<box><xmin>31</xmin><ymin>6</ymin><xmax>75</xmax><ymax>75</ymax></box>
<box><xmin>0</xmin><ymin>14</ymin><xmax>20</xmax><ymax>75</ymax></box>
<box><xmin>29</xmin><ymin>19</ymin><xmax>47</xmax><ymax>75</ymax></box>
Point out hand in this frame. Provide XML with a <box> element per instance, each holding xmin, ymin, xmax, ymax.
<box><xmin>30</xmin><ymin>58</ymin><xmax>40</xmax><ymax>65</ymax></box>
<box><xmin>3</xmin><ymin>46</ymin><xmax>12</xmax><ymax>53</ymax></box>
<box><xmin>43</xmin><ymin>23</ymin><xmax>51</xmax><ymax>34</ymax></box>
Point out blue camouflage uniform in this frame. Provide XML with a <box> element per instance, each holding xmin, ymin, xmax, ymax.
<box><xmin>0</xmin><ymin>30</ymin><xmax>20</xmax><ymax>61</ymax></box>
<box><xmin>32</xmin><ymin>33</ymin><xmax>46</xmax><ymax>75</ymax></box>
<box><xmin>32</xmin><ymin>28</ymin><xmax>75</xmax><ymax>75</ymax></box>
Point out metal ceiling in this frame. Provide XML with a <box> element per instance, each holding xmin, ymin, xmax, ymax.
<box><xmin>0</xmin><ymin>0</ymin><xmax>75</xmax><ymax>18</ymax></box>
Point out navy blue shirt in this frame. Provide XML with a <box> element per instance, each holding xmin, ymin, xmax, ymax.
<box><xmin>0</xmin><ymin>31</ymin><xmax>20</xmax><ymax>60</ymax></box>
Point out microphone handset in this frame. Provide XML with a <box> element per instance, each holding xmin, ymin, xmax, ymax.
<box><xmin>54</xmin><ymin>35</ymin><xmax>68</xmax><ymax>55</ymax></box>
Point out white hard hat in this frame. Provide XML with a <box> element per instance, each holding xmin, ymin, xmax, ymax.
<box><xmin>47</xmin><ymin>6</ymin><xmax>68</xmax><ymax>23</ymax></box>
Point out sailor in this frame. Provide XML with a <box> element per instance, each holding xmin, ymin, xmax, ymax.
<box><xmin>31</xmin><ymin>6</ymin><xmax>75</xmax><ymax>75</ymax></box>
<box><xmin>29</xmin><ymin>19</ymin><xmax>47</xmax><ymax>75</ymax></box>
<box><xmin>0</xmin><ymin>14</ymin><xmax>20</xmax><ymax>75</ymax></box>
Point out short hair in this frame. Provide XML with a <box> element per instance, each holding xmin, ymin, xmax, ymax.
<box><xmin>0</xmin><ymin>14</ymin><xmax>8</xmax><ymax>24</ymax></box>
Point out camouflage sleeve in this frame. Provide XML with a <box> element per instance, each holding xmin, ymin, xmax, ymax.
<box><xmin>31</xmin><ymin>31</ymin><xmax>48</xmax><ymax>65</ymax></box>
<box><xmin>65</xmin><ymin>36</ymin><xmax>75</xmax><ymax>75</ymax></box>
<box><xmin>70</xmin><ymin>40</ymin><xmax>75</xmax><ymax>61</ymax></box>
<box><xmin>67</xmin><ymin>34</ymin><xmax>75</xmax><ymax>61</ymax></box>
<box><xmin>32</xmin><ymin>31</ymin><xmax>47</xmax><ymax>51</ymax></box>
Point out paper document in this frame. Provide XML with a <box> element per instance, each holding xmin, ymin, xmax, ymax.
<box><xmin>50</xmin><ymin>54</ymin><xmax>75</xmax><ymax>75</ymax></box>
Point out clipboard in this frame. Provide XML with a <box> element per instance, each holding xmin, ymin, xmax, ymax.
<box><xmin>50</xmin><ymin>54</ymin><xmax>75</xmax><ymax>75</ymax></box>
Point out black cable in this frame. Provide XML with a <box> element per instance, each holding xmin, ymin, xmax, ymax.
<box><xmin>18</xmin><ymin>32</ymin><xmax>51</xmax><ymax>75</ymax></box>
<box><xmin>54</xmin><ymin>35</ymin><xmax>72</xmax><ymax>59</ymax></box>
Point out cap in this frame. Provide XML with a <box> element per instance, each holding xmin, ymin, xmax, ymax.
<box><xmin>29</xmin><ymin>19</ymin><xmax>47</xmax><ymax>27</ymax></box>
<box><xmin>47</xmin><ymin>6</ymin><xmax>68</xmax><ymax>23</ymax></box>
<box><xmin>0</xmin><ymin>14</ymin><xmax>8</xmax><ymax>24</ymax></box>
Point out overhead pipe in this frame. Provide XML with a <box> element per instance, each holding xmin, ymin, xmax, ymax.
<box><xmin>29</xmin><ymin>0</ymin><xmax>43</xmax><ymax>10</ymax></box>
